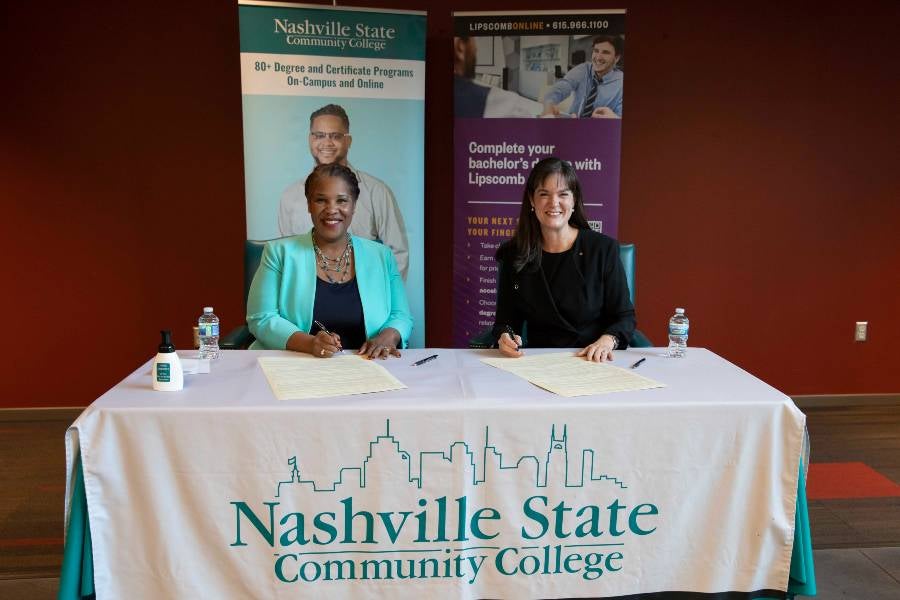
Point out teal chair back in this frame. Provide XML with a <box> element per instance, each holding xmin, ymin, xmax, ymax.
<box><xmin>617</xmin><ymin>243</ymin><xmax>652</xmax><ymax>347</ymax></box>
<box><xmin>221</xmin><ymin>239</ymin><xmax>269</xmax><ymax>349</ymax></box>
<box><xmin>618</xmin><ymin>243</ymin><xmax>636</xmax><ymax>306</ymax></box>
<box><xmin>244</xmin><ymin>240</ymin><xmax>268</xmax><ymax>304</ymax></box>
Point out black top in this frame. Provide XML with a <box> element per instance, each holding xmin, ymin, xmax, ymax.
<box><xmin>539</xmin><ymin>247</ymin><xmax>578</xmax><ymax>325</ymax></box>
<box><xmin>492</xmin><ymin>229</ymin><xmax>636</xmax><ymax>348</ymax></box>
<box><xmin>310</xmin><ymin>277</ymin><xmax>366</xmax><ymax>349</ymax></box>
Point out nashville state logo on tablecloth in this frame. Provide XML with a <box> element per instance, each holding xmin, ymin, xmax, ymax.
<box><xmin>229</xmin><ymin>420</ymin><xmax>659</xmax><ymax>586</ymax></box>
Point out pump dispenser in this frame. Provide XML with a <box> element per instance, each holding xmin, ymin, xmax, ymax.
<box><xmin>152</xmin><ymin>329</ymin><xmax>184</xmax><ymax>391</ymax></box>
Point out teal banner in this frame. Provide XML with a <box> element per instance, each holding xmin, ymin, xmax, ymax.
<box><xmin>239</xmin><ymin>4</ymin><xmax>426</xmax><ymax>60</ymax></box>
<box><xmin>238</xmin><ymin>1</ymin><xmax>427</xmax><ymax>348</ymax></box>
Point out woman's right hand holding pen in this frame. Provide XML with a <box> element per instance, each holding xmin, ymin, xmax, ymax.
<box><xmin>285</xmin><ymin>330</ymin><xmax>342</xmax><ymax>357</ymax></box>
<box><xmin>311</xmin><ymin>330</ymin><xmax>342</xmax><ymax>358</ymax></box>
<box><xmin>499</xmin><ymin>326</ymin><xmax>523</xmax><ymax>358</ymax></box>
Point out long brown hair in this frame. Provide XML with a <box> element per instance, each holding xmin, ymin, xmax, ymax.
<box><xmin>508</xmin><ymin>157</ymin><xmax>590</xmax><ymax>272</ymax></box>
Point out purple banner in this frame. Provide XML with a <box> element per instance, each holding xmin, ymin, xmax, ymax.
<box><xmin>453</xmin><ymin>119</ymin><xmax>621</xmax><ymax>346</ymax></box>
<box><xmin>452</xmin><ymin>11</ymin><xmax>626</xmax><ymax>347</ymax></box>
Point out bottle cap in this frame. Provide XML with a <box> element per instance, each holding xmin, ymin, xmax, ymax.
<box><xmin>675</xmin><ymin>308</ymin><xmax>685</xmax><ymax>314</ymax></box>
<box><xmin>158</xmin><ymin>330</ymin><xmax>175</xmax><ymax>353</ymax></box>
<box><xmin>203</xmin><ymin>307</ymin><xmax>214</xmax><ymax>313</ymax></box>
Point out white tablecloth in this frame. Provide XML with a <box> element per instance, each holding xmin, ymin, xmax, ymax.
<box><xmin>66</xmin><ymin>348</ymin><xmax>805</xmax><ymax>599</ymax></box>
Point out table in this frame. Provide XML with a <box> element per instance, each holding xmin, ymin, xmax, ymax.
<box><xmin>60</xmin><ymin>348</ymin><xmax>816</xmax><ymax>599</ymax></box>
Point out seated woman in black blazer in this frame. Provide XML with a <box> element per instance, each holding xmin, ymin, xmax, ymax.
<box><xmin>492</xmin><ymin>157</ymin><xmax>636</xmax><ymax>362</ymax></box>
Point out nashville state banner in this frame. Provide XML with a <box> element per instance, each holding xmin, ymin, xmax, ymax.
<box><xmin>452</xmin><ymin>10</ymin><xmax>626</xmax><ymax>347</ymax></box>
<box><xmin>67</xmin><ymin>397</ymin><xmax>803</xmax><ymax>598</ymax></box>
<box><xmin>238</xmin><ymin>1</ymin><xmax>427</xmax><ymax>348</ymax></box>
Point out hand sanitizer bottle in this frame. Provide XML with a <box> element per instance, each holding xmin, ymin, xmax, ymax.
<box><xmin>152</xmin><ymin>330</ymin><xmax>184</xmax><ymax>391</ymax></box>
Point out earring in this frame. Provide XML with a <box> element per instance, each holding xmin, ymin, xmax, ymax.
<box><xmin>530</xmin><ymin>205</ymin><xmax>534</xmax><ymax>212</ymax></box>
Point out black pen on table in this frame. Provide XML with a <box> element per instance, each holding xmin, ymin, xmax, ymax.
<box><xmin>629</xmin><ymin>357</ymin><xmax>646</xmax><ymax>369</ymax></box>
<box><xmin>313</xmin><ymin>320</ymin><xmax>342</xmax><ymax>352</ymax></box>
<box><xmin>412</xmin><ymin>354</ymin><xmax>438</xmax><ymax>366</ymax></box>
<box><xmin>504</xmin><ymin>325</ymin><xmax>520</xmax><ymax>351</ymax></box>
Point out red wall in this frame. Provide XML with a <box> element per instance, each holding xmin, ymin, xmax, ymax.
<box><xmin>2</xmin><ymin>0</ymin><xmax>897</xmax><ymax>407</ymax></box>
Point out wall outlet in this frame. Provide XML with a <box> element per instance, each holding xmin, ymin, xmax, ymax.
<box><xmin>855</xmin><ymin>321</ymin><xmax>868</xmax><ymax>342</ymax></box>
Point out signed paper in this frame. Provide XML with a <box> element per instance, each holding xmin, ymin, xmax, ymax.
<box><xmin>481</xmin><ymin>352</ymin><xmax>664</xmax><ymax>397</ymax></box>
<box><xmin>259</xmin><ymin>355</ymin><xmax>406</xmax><ymax>400</ymax></box>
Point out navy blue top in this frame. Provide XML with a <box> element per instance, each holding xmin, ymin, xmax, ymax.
<box><xmin>310</xmin><ymin>277</ymin><xmax>366</xmax><ymax>349</ymax></box>
<box><xmin>454</xmin><ymin>75</ymin><xmax>490</xmax><ymax>118</ymax></box>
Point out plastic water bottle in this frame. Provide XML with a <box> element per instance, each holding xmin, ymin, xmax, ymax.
<box><xmin>198</xmin><ymin>307</ymin><xmax>220</xmax><ymax>360</ymax></box>
<box><xmin>667</xmin><ymin>308</ymin><xmax>689</xmax><ymax>358</ymax></box>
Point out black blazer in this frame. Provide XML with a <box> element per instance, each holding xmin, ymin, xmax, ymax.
<box><xmin>492</xmin><ymin>229</ymin><xmax>636</xmax><ymax>348</ymax></box>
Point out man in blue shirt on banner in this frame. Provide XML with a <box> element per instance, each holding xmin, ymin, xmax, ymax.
<box><xmin>543</xmin><ymin>35</ymin><xmax>624</xmax><ymax>119</ymax></box>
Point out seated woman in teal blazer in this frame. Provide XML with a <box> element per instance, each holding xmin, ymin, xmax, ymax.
<box><xmin>247</xmin><ymin>163</ymin><xmax>413</xmax><ymax>359</ymax></box>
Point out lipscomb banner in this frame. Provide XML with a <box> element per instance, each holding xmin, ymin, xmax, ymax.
<box><xmin>238</xmin><ymin>1</ymin><xmax>427</xmax><ymax>348</ymax></box>
<box><xmin>452</xmin><ymin>10</ymin><xmax>626</xmax><ymax>347</ymax></box>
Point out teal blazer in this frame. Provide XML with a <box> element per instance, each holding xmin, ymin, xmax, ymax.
<box><xmin>247</xmin><ymin>234</ymin><xmax>413</xmax><ymax>350</ymax></box>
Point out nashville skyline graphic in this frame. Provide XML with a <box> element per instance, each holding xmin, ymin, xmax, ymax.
<box><xmin>275</xmin><ymin>420</ymin><xmax>627</xmax><ymax>497</ymax></box>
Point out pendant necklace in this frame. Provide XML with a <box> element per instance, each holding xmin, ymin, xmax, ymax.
<box><xmin>312</xmin><ymin>230</ymin><xmax>353</xmax><ymax>284</ymax></box>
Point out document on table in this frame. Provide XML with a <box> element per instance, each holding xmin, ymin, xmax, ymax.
<box><xmin>258</xmin><ymin>355</ymin><xmax>407</xmax><ymax>400</ymax></box>
<box><xmin>481</xmin><ymin>352</ymin><xmax>664</xmax><ymax>397</ymax></box>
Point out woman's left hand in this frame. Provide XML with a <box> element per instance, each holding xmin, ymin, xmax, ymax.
<box><xmin>576</xmin><ymin>334</ymin><xmax>618</xmax><ymax>362</ymax></box>
<box><xmin>358</xmin><ymin>328</ymin><xmax>402</xmax><ymax>360</ymax></box>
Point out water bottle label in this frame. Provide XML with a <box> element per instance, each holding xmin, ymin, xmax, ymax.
<box><xmin>156</xmin><ymin>363</ymin><xmax>171</xmax><ymax>382</ymax></box>
<box><xmin>199</xmin><ymin>323</ymin><xmax>219</xmax><ymax>337</ymax></box>
<box><xmin>669</xmin><ymin>323</ymin><xmax>689</xmax><ymax>336</ymax></box>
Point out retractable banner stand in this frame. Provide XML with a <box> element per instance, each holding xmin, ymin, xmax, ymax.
<box><xmin>239</xmin><ymin>1</ymin><xmax>427</xmax><ymax>348</ymax></box>
<box><xmin>452</xmin><ymin>11</ymin><xmax>626</xmax><ymax>347</ymax></box>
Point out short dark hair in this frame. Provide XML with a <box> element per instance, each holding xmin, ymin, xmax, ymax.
<box><xmin>309</xmin><ymin>104</ymin><xmax>350</xmax><ymax>131</ymax></box>
<box><xmin>592</xmin><ymin>35</ymin><xmax>623</xmax><ymax>57</ymax></box>
<box><xmin>506</xmin><ymin>157</ymin><xmax>590</xmax><ymax>272</ymax></box>
<box><xmin>304</xmin><ymin>163</ymin><xmax>360</xmax><ymax>202</ymax></box>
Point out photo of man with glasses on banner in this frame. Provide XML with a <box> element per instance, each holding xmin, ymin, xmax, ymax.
<box><xmin>278</xmin><ymin>103</ymin><xmax>410</xmax><ymax>280</ymax></box>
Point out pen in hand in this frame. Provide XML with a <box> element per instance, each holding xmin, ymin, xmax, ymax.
<box><xmin>313</xmin><ymin>320</ymin><xmax>342</xmax><ymax>352</ymax></box>
<box><xmin>629</xmin><ymin>357</ymin><xmax>646</xmax><ymax>369</ymax></box>
<box><xmin>504</xmin><ymin>325</ymin><xmax>520</xmax><ymax>351</ymax></box>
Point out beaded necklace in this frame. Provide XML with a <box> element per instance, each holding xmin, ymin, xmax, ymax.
<box><xmin>312</xmin><ymin>230</ymin><xmax>353</xmax><ymax>283</ymax></box>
